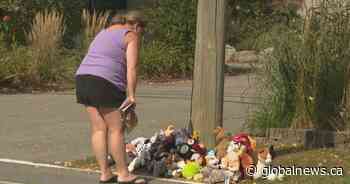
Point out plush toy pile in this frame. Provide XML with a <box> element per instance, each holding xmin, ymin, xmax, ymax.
<box><xmin>114</xmin><ymin>125</ymin><xmax>281</xmax><ymax>184</ymax></box>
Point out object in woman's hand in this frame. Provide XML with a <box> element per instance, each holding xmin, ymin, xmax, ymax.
<box><xmin>119</xmin><ymin>100</ymin><xmax>138</xmax><ymax>133</ymax></box>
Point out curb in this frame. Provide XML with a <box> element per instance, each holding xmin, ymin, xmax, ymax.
<box><xmin>0</xmin><ymin>158</ymin><xmax>202</xmax><ymax>184</ymax></box>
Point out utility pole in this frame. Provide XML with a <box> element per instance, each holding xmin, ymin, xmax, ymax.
<box><xmin>191</xmin><ymin>0</ymin><xmax>227</xmax><ymax>149</ymax></box>
<box><xmin>89</xmin><ymin>0</ymin><xmax>96</xmax><ymax>12</ymax></box>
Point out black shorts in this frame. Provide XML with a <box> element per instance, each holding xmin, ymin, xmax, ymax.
<box><xmin>75</xmin><ymin>75</ymin><xmax>126</xmax><ymax>108</ymax></box>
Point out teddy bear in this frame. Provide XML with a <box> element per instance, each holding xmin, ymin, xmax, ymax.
<box><xmin>213</xmin><ymin>126</ymin><xmax>231</xmax><ymax>160</ymax></box>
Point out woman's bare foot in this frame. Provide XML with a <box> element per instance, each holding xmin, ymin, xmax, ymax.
<box><xmin>118</xmin><ymin>174</ymin><xmax>146</xmax><ymax>184</ymax></box>
<box><xmin>100</xmin><ymin>171</ymin><xmax>114</xmax><ymax>181</ymax></box>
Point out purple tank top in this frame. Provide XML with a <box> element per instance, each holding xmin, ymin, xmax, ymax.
<box><xmin>76</xmin><ymin>28</ymin><xmax>130</xmax><ymax>91</ymax></box>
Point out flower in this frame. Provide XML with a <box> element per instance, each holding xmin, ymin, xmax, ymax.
<box><xmin>2</xmin><ymin>15</ymin><xmax>11</xmax><ymax>22</ymax></box>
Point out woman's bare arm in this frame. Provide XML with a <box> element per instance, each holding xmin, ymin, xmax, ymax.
<box><xmin>125</xmin><ymin>32</ymin><xmax>140</xmax><ymax>102</ymax></box>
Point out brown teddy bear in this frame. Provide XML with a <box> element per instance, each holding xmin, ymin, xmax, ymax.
<box><xmin>213</xmin><ymin>126</ymin><xmax>231</xmax><ymax>160</ymax></box>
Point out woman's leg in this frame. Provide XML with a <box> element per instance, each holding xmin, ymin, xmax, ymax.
<box><xmin>100</xmin><ymin>108</ymin><xmax>144</xmax><ymax>183</ymax></box>
<box><xmin>86</xmin><ymin>106</ymin><xmax>113</xmax><ymax>181</ymax></box>
<box><xmin>99</xmin><ymin>108</ymin><xmax>128</xmax><ymax>175</ymax></box>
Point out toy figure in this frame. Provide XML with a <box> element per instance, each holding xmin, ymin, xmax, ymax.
<box><xmin>174</xmin><ymin>128</ymin><xmax>190</xmax><ymax>146</ymax></box>
<box><xmin>213</xmin><ymin>127</ymin><xmax>231</xmax><ymax>160</ymax></box>
<box><xmin>220</xmin><ymin>149</ymin><xmax>241</xmax><ymax>183</ymax></box>
<box><xmin>231</xmin><ymin>133</ymin><xmax>253</xmax><ymax>154</ymax></box>
<box><xmin>164</xmin><ymin>125</ymin><xmax>175</xmax><ymax>137</ymax></box>
<box><xmin>253</xmin><ymin>147</ymin><xmax>283</xmax><ymax>181</ymax></box>
<box><xmin>127</xmin><ymin>137</ymin><xmax>152</xmax><ymax>172</ymax></box>
<box><xmin>176</xmin><ymin>143</ymin><xmax>193</xmax><ymax>160</ymax></box>
<box><xmin>205</xmin><ymin>150</ymin><xmax>220</xmax><ymax>169</ymax></box>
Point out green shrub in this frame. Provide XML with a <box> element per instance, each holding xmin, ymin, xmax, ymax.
<box><xmin>140</xmin><ymin>0</ymin><xmax>197</xmax><ymax>79</ymax></box>
<box><xmin>0</xmin><ymin>0</ymin><xmax>88</xmax><ymax>47</ymax></box>
<box><xmin>140</xmin><ymin>41</ymin><xmax>193</xmax><ymax>79</ymax></box>
<box><xmin>250</xmin><ymin>0</ymin><xmax>350</xmax><ymax>131</ymax></box>
<box><xmin>0</xmin><ymin>43</ymin><xmax>33</xmax><ymax>88</ymax></box>
<box><xmin>0</xmin><ymin>42</ymin><xmax>78</xmax><ymax>89</ymax></box>
<box><xmin>227</xmin><ymin>0</ymin><xmax>300</xmax><ymax>50</ymax></box>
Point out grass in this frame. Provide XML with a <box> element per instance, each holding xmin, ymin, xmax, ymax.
<box><xmin>27</xmin><ymin>9</ymin><xmax>66</xmax><ymax>84</ymax></box>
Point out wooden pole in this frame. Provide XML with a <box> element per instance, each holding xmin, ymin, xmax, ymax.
<box><xmin>191</xmin><ymin>0</ymin><xmax>227</xmax><ymax>149</ymax></box>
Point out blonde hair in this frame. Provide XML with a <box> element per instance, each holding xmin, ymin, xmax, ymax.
<box><xmin>110</xmin><ymin>10</ymin><xmax>146</xmax><ymax>27</ymax></box>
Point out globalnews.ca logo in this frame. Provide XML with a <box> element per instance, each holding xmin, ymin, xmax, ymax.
<box><xmin>246</xmin><ymin>165</ymin><xmax>344</xmax><ymax>177</ymax></box>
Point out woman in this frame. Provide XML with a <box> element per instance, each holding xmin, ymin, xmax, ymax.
<box><xmin>75</xmin><ymin>11</ymin><xmax>146</xmax><ymax>184</ymax></box>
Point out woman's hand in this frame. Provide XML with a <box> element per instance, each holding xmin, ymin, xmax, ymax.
<box><xmin>120</xmin><ymin>96</ymin><xmax>136</xmax><ymax>111</ymax></box>
<box><xmin>127</xmin><ymin>96</ymin><xmax>136</xmax><ymax>105</ymax></box>
<box><xmin>128</xmin><ymin>96</ymin><xmax>136</xmax><ymax>104</ymax></box>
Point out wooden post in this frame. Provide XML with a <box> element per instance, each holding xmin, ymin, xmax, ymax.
<box><xmin>190</xmin><ymin>0</ymin><xmax>227</xmax><ymax>149</ymax></box>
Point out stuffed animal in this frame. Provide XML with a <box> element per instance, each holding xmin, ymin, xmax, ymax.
<box><xmin>220</xmin><ymin>149</ymin><xmax>240</xmax><ymax>172</ymax></box>
<box><xmin>176</xmin><ymin>143</ymin><xmax>193</xmax><ymax>160</ymax></box>
<box><xmin>181</xmin><ymin>162</ymin><xmax>201</xmax><ymax>180</ymax></box>
<box><xmin>220</xmin><ymin>137</ymin><xmax>247</xmax><ymax>183</ymax></box>
<box><xmin>253</xmin><ymin>147</ymin><xmax>271</xmax><ymax>179</ymax></box>
<box><xmin>228</xmin><ymin>133</ymin><xmax>255</xmax><ymax>179</ymax></box>
<box><xmin>192</xmin><ymin>131</ymin><xmax>200</xmax><ymax>142</ymax></box>
<box><xmin>213</xmin><ymin>127</ymin><xmax>231</xmax><ymax>160</ymax></box>
<box><xmin>240</xmin><ymin>152</ymin><xmax>254</xmax><ymax>178</ymax></box>
<box><xmin>127</xmin><ymin>137</ymin><xmax>152</xmax><ymax>172</ymax></box>
<box><xmin>231</xmin><ymin>133</ymin><xmax>255</xmax><ymax>155</ymax></box>
<box><xmin>172</xmin><ymin>160</ymin><xmax>186</xmax><ymax>177</ymax></box>
<box><xmin>193</xmin><ymin>173</ymin><xmax>204</xmax><ymax>182</ymax></box>
<box><xmin>152</xmin><ymin>158</ymin><xmax>168</xmax><ymax>177</ymax></box>
<box><xmin>253</xmin><ymin>147</ymin><xmax>283</xmax><ymax>181</ymax></box>
<box><xmin>201</xmin><ymin>167</ymin><xmax>230</xmax><ymax>184</ymax></box>
<box><xmin>187</xmin><ymin>136</ymin><xmax>206</xmax><ymax>156</ymax></box>
<box><xmin>190</xmin><ymin>153</ymin><xmax>204</xmax><ymax>166</ymax></box>
<box><xmin>205</xmin><ymin>150</ymin><xmax>220</xmax><ymax>169</ymax></box>
<box><xmin>174</xmin><ymin>128</ymin><xmax>190</xmax><ymax>146</ymax></box>
<box><xmin>164</xmin><ymin>125</ymin><xmax>175</xmax><ymax>137</ymax></box>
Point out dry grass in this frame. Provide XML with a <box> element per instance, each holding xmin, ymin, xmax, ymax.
<box><xmin>81</xmin><ymin>9</ymin><xmax>110</xmax><ymax>51</ymax></box>
<box><xmin>26</xmin><ymin>9</ymin><xmax>65</xmax><ymax>83</ymax></box>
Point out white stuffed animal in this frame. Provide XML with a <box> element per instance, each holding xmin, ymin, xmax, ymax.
<box><xmin>253</xmin><ymin>148</ymin><xmax>283</xmax><ymax>181</ymax></box>
<box><xmin>127</xmin><ymin>137</ymin><xmax>152</xmax><ymax>172</ymax></box>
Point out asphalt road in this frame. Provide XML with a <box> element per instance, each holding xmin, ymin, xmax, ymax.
<box><xmin>0</xmin><ymin>74</ymin><xmax>259</xmax><ymax>184</ymax></box>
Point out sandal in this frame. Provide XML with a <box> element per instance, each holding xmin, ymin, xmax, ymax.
<box><xmin>118</xmin><ymin>176</ymin><xmax>147</xmax><ymax>184</ymax></box>
<box><xmin>99</xmin><ymin>175</ymin><xmax>118</xmax><ymax>183</ymax></box>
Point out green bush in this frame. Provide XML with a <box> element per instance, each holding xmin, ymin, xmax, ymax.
<box><xmin>0</xmin><ymin>43</ymin><xmax>33</xmax><ymax>88</ymax></box>
<box><xmin>140</xmin><ymin>0</ymin><xmax>197</xmax><ymax>79</ymax></box>
<box><xmin>140</xmin><ymin>41</ymin><xmax>193</xmax><ymax>79</ymax></box>
<box><xmin>227</xmin><ymin>0</ymin><xmax>300</xmax><ymax>50</ymax></box>
<box><xmin>0</xmin><ymin>0</ymin><xmax>88</xmax><ymax>47</ymax></box>
<box><xmin>250</xmin><ymin>0</ymin><xmax>350</xmax><ymax>131</ymax></box>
